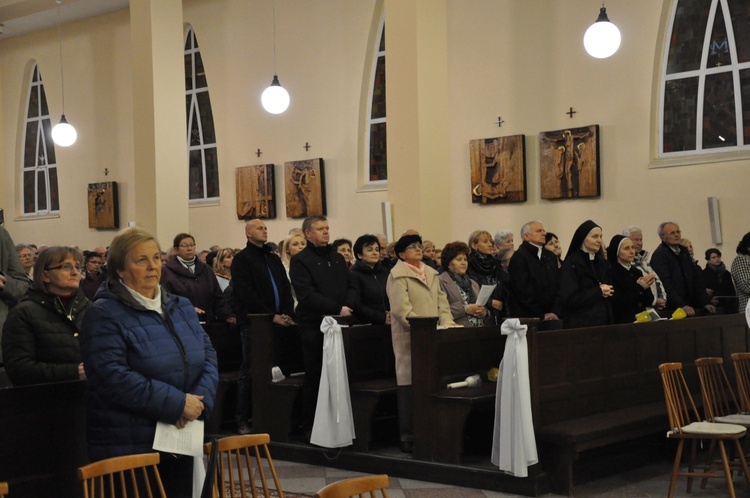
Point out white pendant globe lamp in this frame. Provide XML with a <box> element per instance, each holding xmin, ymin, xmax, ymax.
<box><xmin>583</xmin><ymin>4</ymin><xmax>621</xmax><ymax>59</ymax></box>
<box><xmin>51</xmin><ymin>0</ymin><xmax>77</xmax><ymax>146</ymax></box>
<box><xmin>261</xmin><ymin>0</ymin><xmax>290</xmax><ymax>114</ymax></box>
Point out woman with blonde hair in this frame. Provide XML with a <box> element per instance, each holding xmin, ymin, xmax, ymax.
<box><xmin>280</xmin><ymin>232</ymin><xmax>307</xmax><ymax>307</ymax></box>
<box><xmin>213</xmin><ymin>247</ymin><xmax>236</xmax><ymax>292</ymax></box>
<box><xmin>466</xmin><ymin>229</ymin><xmax>505</xmax><ymax>323</ymax></box>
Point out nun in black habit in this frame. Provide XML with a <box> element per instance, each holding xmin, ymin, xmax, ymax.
<box><xmin>607</xmin><ymin>234</ymin><xmax>655</xmax><ymax>324</ymax></box>
<box><xmin>560</xmin><ymin>220</ymin><xmax>613</xmax><ymax>328</ymax></box>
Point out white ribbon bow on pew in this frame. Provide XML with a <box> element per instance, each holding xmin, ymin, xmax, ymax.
<box><xmin>310</xmin><ymin>316</ymin><xmax>356</xmax><ymax>448</ymax></box>
<box><xmin>491</xmin><ymin>318</ymin><xmax>538</xmax><ymax>477</ymax></box>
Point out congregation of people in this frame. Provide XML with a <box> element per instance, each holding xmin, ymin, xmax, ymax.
<box><xmin>1</xmin><ymin>218</ymin><xmax>749</xmax><ymax>494</ymax></box>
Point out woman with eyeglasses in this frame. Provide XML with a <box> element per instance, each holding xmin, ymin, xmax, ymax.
<box><xmin>80</xmin><ymin>250</ymin><xmax>106</xmax><ymax>300</ymax></box>
<box><xmin>2</xmin><ymin>246</ymin><xmax>90</xmax><ymax>386</ymax></box>
<box><xmin>387</xmin><ymin>233</ymin><xmax>455</xmax><ymax>453</ymax></box>
<box><xmin>15</xmin><ymin>243</ymin><xmax>35</xmax><ymax>278</ymax></box>
<box><xmin>161</xmin><ymin>233</ymin><xmax>235</xmax><ymax>324</ymax></box>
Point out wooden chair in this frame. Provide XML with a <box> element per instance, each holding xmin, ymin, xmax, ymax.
<box><xmin>314</xmin><ymin>474</ymin><xmax>390</xmax><ymax>498</ymax></box>
<box><xmin>204</xmin><ymin>433</ymin><xmax>285</xmax><ymax>498</ymax></box>
<box><xmin>731</xmin><ymin>353</ymin><xmax>750</xmax><ymax>413</ymax></box>
<box><xmin>696</xmin><ymin>357</ymin><xmax>750</xmax><ymax>425</ymax></box>
<box><xmin>0</xmin><ymin>482</ymin><xmax>7</xmax><ymax>498</ymax></box>
<box><xmin>78</xmin><ymin>452</ymin><xmax>166</xmax><ymax>498</ymax></box>
<box><xmin>659</xmin><ymin>362</ymin><xmax>750</xmax><ymax>497</ymax></box>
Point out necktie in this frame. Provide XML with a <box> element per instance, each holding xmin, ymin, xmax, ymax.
<box><xmin>267</xmin><ymin>259</ymin><xmax>281</xmax><ymax>312</ymax></box>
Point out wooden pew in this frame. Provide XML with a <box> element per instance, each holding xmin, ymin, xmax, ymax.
<box><xmin>0</xmin><ymin>380</ymin><xmax>88</xmax><ymax>498</ymax></box>
<box><xmin>409</xmin><ymin>317</ymin><xmax>540</xmax><ymax>464</ymax></box>
<box><xmin>250</xmin><ymin>314</ymin><xmax>399</xmax><ymax>448</ymax></box>
<box><xmin>203</xmin><ymin>322</ymin><xmax>243</xmax><ymax>434</ymax></box>
<box><xmin>340</xmin><ymin>322</ymin><xmax>397</xmax><ymax>451</ymax></box>
<box><xmin>534</xmin><ymin>313</ymin><xmax>750</xmax><ymax>495</ymax></box>
<box><xmin>249</xmin><ymin>314</ymin><xmax>306</xmax><ymax>442</ymax></box>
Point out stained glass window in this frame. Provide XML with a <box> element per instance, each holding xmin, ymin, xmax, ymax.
<box><xmin>22</xmin><ymin>64</ymin><xmax>59</xmax><ymax>215</ymax></box>
<box><xmin>661</xmin><ymin>0</ymin><xmax>750</xmax><ymax>156</ymax></box>
<box><xmin>366</xmin><ymin>17</ymin><xmax>387</xmax><ymax>184</ymax></box>
<box><xmin>185</xmin><ymin>27</ymin><xmax>219</xmax><ymax>201</ymax></box>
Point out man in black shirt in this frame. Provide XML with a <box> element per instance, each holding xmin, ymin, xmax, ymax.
<box><xmin>508</xmin><ymin>220</ymin><xmax>561</xmax><ymax>321</ymax></box>
<box><xmin>290</xmin><ymin>215</ymin><xmax>352</xmax><ymax>436</ymax></box>
<box><xmin>230</xmin><ymin>219</ymin><xmax>294</xmax><ymax>434</ymax></box>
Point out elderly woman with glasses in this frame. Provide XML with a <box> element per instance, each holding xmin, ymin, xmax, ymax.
<box><xmin>15</xmin><ymin>243</ymin><xmax>35</xmax><ymax>278</ymax></box>
<box><xmin>387</xmin><ymin>233</ymin><xmax>455</xmax><ymax>453</ymax></box>
<box><xmin>161</xmin><ymin>232</ymin><xmax>234</xmax><ymax>324</ymax></box>
<box><xmin>2</xmin><ymin>246</ymin><xmax>90</xmax><ymax>386</ymax></box>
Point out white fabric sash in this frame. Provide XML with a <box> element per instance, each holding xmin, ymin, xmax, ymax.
<box><xmin>491</xmin><ymin>318</ymin><xmax>538</xmax><ymax>476</ymax></box>
<box><xmin>310</xmin><ymin>316</ymin><xmax>356</xmax><ymax>448</ymax></box>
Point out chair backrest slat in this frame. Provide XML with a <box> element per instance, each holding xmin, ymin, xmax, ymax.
<box><xmin>314</xmin><ymin>474</ymin><xmax>390</xmax><ymax>498</ymax></box>
<box><xmin>78</xmin><ymin>453</ymin><xmax>166</xmax><ymax>498</ymax></box>
<box><xmin>732</xmin><ymin>352</ymin><xmax>750</xmax><ymax>413</ymax></box>
<box><xmin>204</xmin><ymin>433</ymin><xmax>285</xmax><ymax>498</ymax></box>
<box><xmin>696</xmin><ymin>357</ymin><xmax>740</xmax><ymax>421</ymax></box>
<box><xmin>659</xmin><ymin>362</ymin><xmax>702</xmax><ymax>433</ymax></box>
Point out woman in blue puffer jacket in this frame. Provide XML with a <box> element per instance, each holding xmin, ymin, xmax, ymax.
<box><xmin>81</xmin><ymin>227</ymin><xmax>218</xmax><ymax>498</ymax></box>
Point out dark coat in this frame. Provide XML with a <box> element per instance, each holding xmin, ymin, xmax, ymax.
<box><xmin>561</xmin><ymin>249</ymin><xmax>612</xmax><ymax>328</ymax></box>
<box><xmin>80</xmin><ymin>271</ymin><xmax>103</xmax><ymax>301</ymax></box>
<box><xmin>2</xmin><ymin>287</ymin><xmax>90</xmax><ymax>386</ymax></box>
<box><xmin>466</xmin><ymin>250</ymin><xmax>506</xmax><ymax>323</ymax></box>
<box><xmin>650</xmin><ymin>242</ymin><xmax>710</xmax><ymax>310</ymax></box>
<box><xmin>290</xmin><ymin>244</ymin><xmax>349</xmax><ymax>326</ymax></box>
<box><xmin>346</xmin><ymin>260</ymin><xmax>390</xmax><ymax>324</ymax></box>
<box><xmin>508</xmin><ymin>241</ymin><xmax>561</xmax><ymax>319</ymax></box>
<box><xmin>229</xmin><ymin>241</ymin><xmax>294</xmax><ymax>324</ymax></box>
<box><xmin>160</xmin><ymin>256</ymin><xmax>233</xmax><ymax>322</ymax></box>
<box><xmin>80</xmin><ymin>280</ymin><xmax>218</xmax><ymax>461</ymax></box>
<box><xmin>703</xmin><ymin>265</ymin><xmax>738</xmax><ymax>314</ymax></box>
<box><xmin>609</xmin><ymin>262</ymin><xmax>655</xmax><ymax>324</ymax></box>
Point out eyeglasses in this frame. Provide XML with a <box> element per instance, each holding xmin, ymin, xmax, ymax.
<box><xmin>178</xmin><ymin>243</ymin><xmax>196</xmax><ymax>249</ymax></box>
<box><xmin>665</xmin><ymin>230</ymin><xmax>681</xmax><ymax>236</ymax></box>
<box><xmin>18</xmin><ymin>253</ymin><xmax>33</xmax><ymax>259</ymax></box>
<box><xmin>45</xmin><ymin>263</ymin><xmax>83</xmax><ymax>273</ymax></box>
<box><xmin>87</xmin><ymin>260</ymin><xmax>103</xmax><ymax>265</ymax></box>
<box><xmin>406</xmin><ymin>244</ymin><xmax>423</xmax><ymax>251</ymax></box>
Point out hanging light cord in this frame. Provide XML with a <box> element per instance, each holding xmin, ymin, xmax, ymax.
<box><xmin>272</xmin><ymin>0</ymin><xmax>278</xmax><ymax>75</ymax></box>
<box><xmin>56</xmin><ymin>0</ymin><xmax>66</xmax><ymax>115</ymax></box>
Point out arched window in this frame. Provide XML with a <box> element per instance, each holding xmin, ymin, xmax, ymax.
<box><xmin>660</xmin><ymin>0</ymin><xmax>750</xmax><ymax>157</ymax></box>
<box><xmin>22</xmin><ymin>63</ymin><xmax>59</xmax><ymax>215</ymax></box>
<box><xmin>365</xmin><ymin>16</ymin><xmax>387</xmax><ymax>186</ymax></box>
<box><xmin>184</xmin><ymin>27</ymin><xmax>219</xmax><ymax>201</ymax></box>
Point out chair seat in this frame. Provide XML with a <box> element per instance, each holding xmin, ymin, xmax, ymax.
<box><xmin>673</xmin><ymin>421</ymin><xmax>747</xmax><ymax>436</ymax></box>
<box><xmin>715</xmin><ymin>413</ymin><xmax>750</xmax><ymax>426</ymax></box>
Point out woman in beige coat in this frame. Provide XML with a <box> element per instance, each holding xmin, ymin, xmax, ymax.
<box><xmin>387</xmin><ymin>233</ymin><xmax>455</xmax><ymax>452</ymax></box>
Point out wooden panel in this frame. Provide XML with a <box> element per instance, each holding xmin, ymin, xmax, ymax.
<box><xmin>0</xmin><ymin>381</ymin><xmax>87</xmax><ymax>498</ymax></box>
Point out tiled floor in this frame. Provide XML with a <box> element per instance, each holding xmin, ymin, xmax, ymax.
<box><xmin>269</xmin><ymin>456</ymin><xmax>748</xmax><ymax>497</ymax></box>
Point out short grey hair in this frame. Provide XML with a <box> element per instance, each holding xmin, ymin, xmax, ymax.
<box><xmin>622</xmin><ymin>225</ymin><xmax>642</xmax><ymax>237</ymax></box>
<box><xmin>657</xmin><ymin>221</ymin><xmax>678</xmax><ymax>237</ymax></box>
<box><xmin>519</xmin><ymin>221</ymin><xmax>542</xmax><ymax>238</ymax></box>
<box><xmin>494</xmin><ymin>229</ymin><xmax>514</xmax><ymax>247</ymax></box>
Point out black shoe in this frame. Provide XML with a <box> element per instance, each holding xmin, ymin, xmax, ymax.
<box><xmin>400</xmin><ymin>441</ymin><xmax>413</xmax><ymax>453</ymax></box>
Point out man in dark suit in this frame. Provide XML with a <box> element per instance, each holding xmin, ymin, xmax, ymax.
<box><xmin>290</xmin><ymin>215</ymin><xmax>352</xmax><ymax>436</ymax></box>
<box><xmin>230</xmin><ymin>219</ymin><xmax>295</xmax><ymax>434</ymax></box>
<box><xmin>650</xmin><ymin>221</ymin><xmax>715</xmax><ymax>316</ymax></box>
<box><xmin>508</xmin><ymin>220</ymin><xmax>561</xmax><ymax>321</ymax></box>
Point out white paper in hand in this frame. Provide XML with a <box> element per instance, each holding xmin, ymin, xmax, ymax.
<box><xmin>153</xmin><ymin>420</ymin><xmax>204</xmax><ymax>457</ymax></box>
<box><xmin>475</xmin><ymin>284</ymin><xmax>497</xmax><ymax>306</ymax></box>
